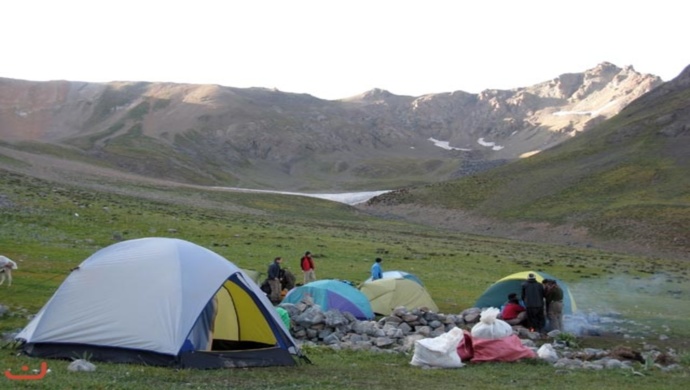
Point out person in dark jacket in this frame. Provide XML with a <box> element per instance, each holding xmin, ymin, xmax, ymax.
<box><xmin>521</xmin><ymin>273</ymin><xmax>545</xmax><ymax>332</ymax></box>
<box><xmin>544</xmin><ymin>279</ymin><xmax>564</xmax><ymax>331</ymax></box>
<box><xmin>267</xmin><ymin>257</ymin><xmax>283</xmax><ymax>304</ymax></box>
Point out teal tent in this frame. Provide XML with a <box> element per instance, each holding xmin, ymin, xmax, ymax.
<box><xmin>474</xmin><ymin>271</ymin><xmax>577</xmax><ymax>314</ymax></box>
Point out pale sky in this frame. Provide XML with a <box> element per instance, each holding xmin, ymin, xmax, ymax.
<box><xmin>2</xmin><ymin>0</ymin><xmax>687</xmax><ymax>100</ymax></box>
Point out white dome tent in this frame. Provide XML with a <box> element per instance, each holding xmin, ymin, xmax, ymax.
<box><xmin>16</xmin><ymin>237</ymin><xmax>304</xmax><ymax>368</ymax></box>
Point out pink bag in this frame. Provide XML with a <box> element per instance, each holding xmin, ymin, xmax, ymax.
<box><xmin>470</xmin><ymin>334</ymin><xmax>536</xmax><ymax>363</ymax></box>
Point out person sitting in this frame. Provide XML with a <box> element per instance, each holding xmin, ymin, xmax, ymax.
<box><xmin>501</xmin><ymin>293</ymin><xmax>527</xmax><ymax>326</ymax></box>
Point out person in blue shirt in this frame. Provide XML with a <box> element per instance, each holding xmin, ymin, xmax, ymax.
<box><xmin>371</xmin><ymin>257</ymin><xmax>383</xmax><ymax>280</ymax></box>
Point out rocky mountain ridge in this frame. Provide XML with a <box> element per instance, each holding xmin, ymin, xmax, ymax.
<box><xmin>0</xmin><ymin>62</ymin><xmax>662</xmax><ymax>191</ymax></box>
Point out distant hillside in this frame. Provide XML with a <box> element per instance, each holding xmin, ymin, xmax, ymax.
<box><xmin>0</xmin><ymin>63</ymin><xmax>661</xmax><ymax>191</ymax></box>
<box><xmin>361</xmin><ymin>66</ymin><xmax>690</xmax><ymax>260</ymax></box>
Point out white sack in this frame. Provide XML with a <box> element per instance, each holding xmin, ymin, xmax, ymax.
<box><xmin>410</xmin><ymin>327</ymin><xmax>465</xmax><ymax>368</ymax></box>
<box><xmin>537</xmin><ymin>343</ymin><xmax>559</xmax><ymax>363</ymax></box>
<box><xmin>471</xmin><ymin>307</ymin><xmax>513</xmax><ymax>339</ymax></box>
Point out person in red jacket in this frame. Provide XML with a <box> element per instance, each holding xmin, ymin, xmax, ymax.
<box><xmin>300</xmin><ymin>251</ymin><xmax>316</xmax><ymax>285</ymax></box>
<box><xmin>501</xmin><ymin>293</ymin><xmax>527</xmax><ymax>326</ymax></box>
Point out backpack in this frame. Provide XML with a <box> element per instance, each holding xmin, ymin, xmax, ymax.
<box><xmin>260</xmin><ymin>279</ymin><xmax>271</xmax><ymax>295</ymax></box>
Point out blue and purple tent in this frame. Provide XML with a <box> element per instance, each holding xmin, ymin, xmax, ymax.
<box><xmin>281</xmin><ymin>279</ymin><xmax>374</xmax><ymax>320</ymax></box>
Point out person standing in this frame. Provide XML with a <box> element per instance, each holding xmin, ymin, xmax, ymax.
<box><xmin>545</xmin><ymin>279</ymin><xmax>564</xmax><ymax>331</ymax></box>
<box><xmin>300</xmin><ymin>251</ymin><xmax>316</xmax><ymax>285</ymax></box>
<box><xmin>521</xmin><ymin>273</ymin><xmax>545</xmax><ymax>333</ymax></box>
<box><xmin>267</xmin><ymin>257</ymin><xmax>283</xmax><ymax>304</ymax></box>
<box><xmin>371</xmin><ymin>257</ymin><xmax>383</xmax><ymax>280</ymax></box>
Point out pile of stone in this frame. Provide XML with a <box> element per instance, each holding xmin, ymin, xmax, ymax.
<box><xmin>280</xmin><ymin>297</ymin><xmax>682</xmax><ymax>371</ymax></box>
<box><xmin>280</xmin><ymin>297</ymin><xmax>475</xmax><ymax>353</ymax></box>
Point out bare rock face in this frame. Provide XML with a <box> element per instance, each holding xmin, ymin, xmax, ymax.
<box><xmin>402</xmin><ymin>62</ymin><xmax>662</xmax><ymax>160</ymax></box>
<box><xmin>0</xmin><ymin>63</ymin><xmax>663</xmax><ymax>190</ymax></box>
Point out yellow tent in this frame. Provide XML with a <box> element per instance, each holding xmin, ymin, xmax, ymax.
<box><xmin>359</xmin><ymin>278</ymin><xmax>439</xmax><ymax>315</ymax></box>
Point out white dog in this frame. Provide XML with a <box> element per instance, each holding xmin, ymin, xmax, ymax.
<box><xmin>0</xmin><ymin>255</ymin><xmax>18</xmax><ymax>287</ymax></box>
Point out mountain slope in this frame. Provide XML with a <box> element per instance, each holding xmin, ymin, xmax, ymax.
<box><xmin>0</xmin><ymin>63</ymin><xmax>661</xmax><ymax>191</ymax></box>
<box><xmin>361</xmin><ymin>66</ymin><xmax>690</xmax><ymax>259</ymax></box>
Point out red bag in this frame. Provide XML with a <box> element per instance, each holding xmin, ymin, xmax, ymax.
<box><xmin>456</xmin><ymin>330</ymin><xmax>474</xmax><ymax>361</ymax></box>
<box><xmin>470</xmin><ymin>334</ymin><xmax>536</xmax><ymax>363</ymax></box>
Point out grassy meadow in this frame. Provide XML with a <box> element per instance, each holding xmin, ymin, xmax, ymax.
<box><xmin>1</xmin><ymin>170</ymin><xmax>689</xmax><ymax>389</ymax></box>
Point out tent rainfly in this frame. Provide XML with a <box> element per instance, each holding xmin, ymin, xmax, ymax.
<box><xmin>16</xmin><ymin>237</ymin><xmax>305</xmax><ymax>368</ymax></box>
<box><xmin>363</xmin><ymin>270</ymin><xmax>424</xmax><ymax>286</ymax></box>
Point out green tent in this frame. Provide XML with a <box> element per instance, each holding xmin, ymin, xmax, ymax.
<box><xmin>474</xmin><ymin>270</ymin><xmax>577</xmax><ymax>314</ymax></box>
<box><xmin>359</xmin><ymin>278</ymin><xmax>439</xmax><ymax>315</ymax></box>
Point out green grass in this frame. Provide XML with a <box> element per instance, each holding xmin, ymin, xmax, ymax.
<box><xmin>0</xmin><ymin>169</ymin><xmax>688</xmax><ymax>388</ymax></box>
<box><xmin>0</xmin><ymin>347</ymin><xmax>686</xmax><ymax>389</ymax></box>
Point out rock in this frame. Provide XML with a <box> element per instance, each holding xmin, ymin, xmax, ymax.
<box><xmin>463</xmin><ymin>312</ymin><xmax>480</xmax><ymax>323</ymax></box>
<box><xmin>323</xmin><ymin>310</ymin><xmax>348</xmax><ymax>327</ymax></box>
<box><xmin>375</xmin><ymin>337</ymin><xmax>396</xmax><ymax>348</ymax></box>
<box><xmin>342</xmin><ymin>311</ymin><xmax>358</xmax><ymax>324</ymax></box>
<box><xmin>521</xmin><ymin>339</ymin><xmax>536</xmax><ymax>348</ymax></box>
<box><xmin>428</xmin><ymin>320</ymin><xmax>442</xmax><ymax>329</ymax></box>
<box><xmin>415</xmin><ymin>326</ymin><xmax>432</xmax><ymax>337</ymax></box>
<box><xmin>323</xmin><ymin>333</ymin><xmax>341</xmax><ymax>345</ymax></box>
<box><xmin>603</xmin><ymin>358</ymin><xmax>624</xmax><ymax>369</ymax></box>
<box><xmin>582</xmin><ymin>362</ymin><xmax>604</xmax><ymax>370</ymax></box>
<box><xmin>400</xmin><ymin>334</ymin><xmax>426</xmax><ymax>353</ymax></box>
<box><xmin>398</xmin><ymin>322</ymin><xmax>413</xmax><ymax>335</ymax></box>
<box><xmin>352</xmin><ymin>321</ymin><xmax>378</xmax><ymax>336</ymax></box>
<box><xmin>425</xmin><ymin>312</ymin><xmax>441</xmax><ymax>322</ymax></box>
<box><xmin>554</xmin><ymin>358</ymin><xmax>583</xmax><ymax>369</ymax></box>
<box><xmin>295</xmin><ymin>306</ymin><xmax>325</xmax><ymax>327</ymax></box>
<box><xmin>382</xmin><ymin>315</ymin><xmax>402</xmax><ymax>325</ymax></box>
<box><xmin>318</xmin><ymin>328</ymin><xmax>333</xmax><ymax>340</ymax></box>
<box><xmin>306</xmin><ymin>329</ymin><xmax>318</xmax><ymax>339</ymax></box>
